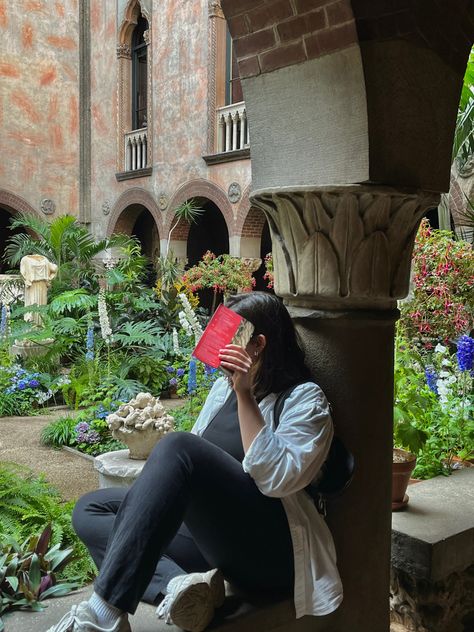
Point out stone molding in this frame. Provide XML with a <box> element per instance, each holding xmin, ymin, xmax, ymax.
<box><xmin>116</xmin><ymin>44</ymin><xmax>132</xmax><ymax>59</ymax></box>
<box><xmin>165</xmin><ymin>179</ymin><xmax>234</xmax><ymax>237</ymax></box>
<box><xmin>208</xmin><ymin>0</ymin><xmax>224</xmax><ymax>19</ymax></box>
<box><xmin>251</xmin><ymin>186</ymin><xmax>439</xmax><ymax>309</ymax></box>
<box><xmin>0</xmin><ymin>189</ymin><xmax>39</xmax><ymax>217</ymax></box>
<box><xmin>106</xmin><ymin>187</ymin><xmax>162</xmax><ymax>238</ymax></box>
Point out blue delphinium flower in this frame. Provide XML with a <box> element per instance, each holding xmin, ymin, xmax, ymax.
<box><xmin>188</xmin><ymin>358</ymin><xmax>197</xmax><ymax>395</ymax></box>
<box><xmin>166</xmin><ymin>366</ymin><xmax>175</xmax><ymax>374</ymax></box>
<box><xmin>0</xmin><ymin>305</ymin><xmax>7</xmax><ymax>336</ymax></box>
<box><xmin>425</xmin><ymin>367</ymin><xmax>438</xmax><ymax>395</ymax></box>
<box><xmin>456</xmin><ymin>335</ymin><xmax>474</xmax><ymax>372</ymax></box>
<box><xmin>176</xmin><ymin>368</ymin><xmax>185</xmax><ymax>377</ymax></box>
<box><xmin>86</xmin><ymin>324</ymin><xmax>95</xmax><ymax>361</ymax></box>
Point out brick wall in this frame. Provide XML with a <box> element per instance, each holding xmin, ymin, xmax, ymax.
<box><xmin>221</xmin><ymin>0</ymin><xmax>357</xmax><ymax>78</ymax></box>
<box><xmin>241</xmin><ymin>207</ymin><xmax>267</xmax><ymax>238</ymax></box>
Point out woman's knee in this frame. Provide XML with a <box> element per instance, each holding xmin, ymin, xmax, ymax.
<box><xmin>151</xmin><ymin>430</ymin><xmax>201</xmax><ymax>457</ymax></box>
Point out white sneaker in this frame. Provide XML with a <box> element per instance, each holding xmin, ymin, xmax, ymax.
<box><xmin>156</xmin><ymin>568</ymin><xmax>225</xmax><ymax>631</ymax></box>
<box><xmin>46</xmin><ymin>600</ymin><xmax>131</xmax><ymax>632</ymax></box>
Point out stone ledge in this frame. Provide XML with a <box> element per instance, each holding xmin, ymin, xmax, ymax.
<box><xmin>391</xmin><ymin>468</ymin><xmax>474</xmax><ymax>581</ymax></box>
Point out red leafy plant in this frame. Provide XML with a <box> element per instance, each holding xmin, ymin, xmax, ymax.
<box><xmin>182</xmin><ymin>251</ymin><xmax>256</xmax><ymax>312</ymax></box>
<box><xmin>399</xmin><ymin>219</ymin><xmax>474</xmax><ymax>348</ymax></box>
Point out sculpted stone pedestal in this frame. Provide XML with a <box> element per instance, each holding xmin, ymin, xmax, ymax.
<box><xmin>252</xmin><ymin>185</ymin><xmax>439</xmax><ymax>631</ymax></box>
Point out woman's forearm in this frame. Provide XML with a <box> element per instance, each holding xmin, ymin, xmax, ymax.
<box><xmin>235</xmin><ymin>390</ymin><xmax>265</xmax><ymax>453</ymax></box>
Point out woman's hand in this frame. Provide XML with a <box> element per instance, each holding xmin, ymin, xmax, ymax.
<box><xmin>218</xmin><ymin>344</ymin><xmax>254</xmax><ymax>394</ymax></box>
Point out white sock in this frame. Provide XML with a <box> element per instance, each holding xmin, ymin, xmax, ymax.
<box><xmin>89</xmin><ymin>591</ymin><xmax>122</xmax><ymax>627</ymax></box>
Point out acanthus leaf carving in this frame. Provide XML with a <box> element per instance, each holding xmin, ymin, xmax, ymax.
<box><xmin>251</xmin><ymin>186</ymin><xmax>440</xmax><ymax>309</ymax></box>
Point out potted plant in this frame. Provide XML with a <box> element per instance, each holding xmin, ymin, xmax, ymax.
<box><xmin>392</xmin><ymin>341</ymin><xmax>431</xmax><ymax>510</ymax></box>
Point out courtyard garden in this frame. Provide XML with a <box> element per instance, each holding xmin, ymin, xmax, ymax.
<box><xmin>0</xmin><ymin>210</ymin><xmax>472</xmax><ymax>629</ymax></box>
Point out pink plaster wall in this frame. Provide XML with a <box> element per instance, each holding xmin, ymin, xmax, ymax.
<box><xmin>89</xmin><ymin>0</ymin><xmax>251</xmax><ymax>239</ymax></box>
<box><xmin>0</xmin><ymin>0</ymin><xmax>79</xmax><ymax>216</ymax></box>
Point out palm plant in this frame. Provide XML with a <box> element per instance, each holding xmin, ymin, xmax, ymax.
<box><xmin>3</xmin><ymin>214</ymin><xmax>132</xmax><ymax>293</ymax></box>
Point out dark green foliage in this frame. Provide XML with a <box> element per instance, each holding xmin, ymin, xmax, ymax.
<box><xmin>0</xmin><ymin>465</ymin><xmax>95</xmax><ymax>590</ymax></box>
<box><xmin>0</xmin><ymin>524</ymin><xmax>80</xmax><ymax>630</ymax></box>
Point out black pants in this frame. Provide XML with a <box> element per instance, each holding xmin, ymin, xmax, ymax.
<box><xmin>72</xmin><ymin>432</ymin><xmax>295</xmax><ymax>614</ymax></box>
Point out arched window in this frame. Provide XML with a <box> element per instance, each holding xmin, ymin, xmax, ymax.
<box><xmin>132</xmin><ymin>16</ymin><xmax>148</xmax><ymax>130</ymax></box>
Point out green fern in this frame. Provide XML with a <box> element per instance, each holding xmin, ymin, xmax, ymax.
<box><xmin>48</xmin><ymin>290</ymin><xmax>96</xmax><ymax>316</ymax></box>
<box><xmin>114</xmin><ymin>321</ymin><xmax>163</xmax><ymax>347</ymax></box>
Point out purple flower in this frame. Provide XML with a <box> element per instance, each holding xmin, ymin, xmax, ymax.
<box><xmin>75</xmin><ymin>422</ymin><xmax>90</xmax><ymax>433</ymax></box>
<box><xmin>85</xmin><ymin>430</ymin><xmax>101</xmax><ymax>444</ymax></box>
<box><xmin>17</xmin><ymin>381</ymin><xmax>27</xmax><ymax>390</ymax></box>
<box><xmin>456</xmin><ymin>335</ymin><xmax>474</xmax><ymax>372</ymax></box>
<box><xmin>176</xmin><ymin>368</ymin><xmax>185</xmax><ymax>377</ymax></box>
<box><xmin>166</xmin><ymin>366</ymin><xmax>175</xmax><ymax>374</ymax></box>
<box><xmin>169</xmin><ymin>377</ymin><xmax>178</xmax><ymax>387</ymax></box>
<box><xmin>425</xmin><ymin>367</ymin><xmax>438</xmax><ymax>394</ymax></box>
<box><xmin>28</xmin><ymin>379</ymin><xmax>40</xmax><ymax>388</ymax></box>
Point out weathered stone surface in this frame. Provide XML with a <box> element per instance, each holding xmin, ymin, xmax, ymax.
<box><xmin>94</xmin><ymin>449</ymin><xmax>146</xmax><ymax>488</ymax></box>
<box><xmin>252</xmin><ymin>186</ymin><xmax>439</xmax><ymax>309</ymax></box>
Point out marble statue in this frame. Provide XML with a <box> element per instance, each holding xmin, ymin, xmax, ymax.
<box><xmin>20</xmin><ymin>255</ymin><xmax>58</xmax><ymax>326</ymax></box>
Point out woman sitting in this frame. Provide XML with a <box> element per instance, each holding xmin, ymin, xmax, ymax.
<box><xmin>48</xmin><ymin>292</ymin><xmax>343</xmax><ymax>632</ymax></box>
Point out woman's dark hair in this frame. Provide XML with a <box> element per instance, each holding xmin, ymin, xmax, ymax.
<box><xmin>225</xmin><ymin>292</ymin><xmax>312</xmax><ymax>399</ymax></box>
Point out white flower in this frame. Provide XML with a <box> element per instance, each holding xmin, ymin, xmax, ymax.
<box><xmin>439</xmin><ymin>370</ymin><xmax>451</xmax><ymax>378</ymax></box>
<box><xmin>172</xmin><ymin>328</ymin><xmax>180</xmax><ymax>355</ymax></box>
<box><xmin>178</xmin><ymin>293</ymin><xmax>203</xmax><ymax>344</ymax></box>
<box><xmin>434</xmin><ymin>344</ymin><xmax>447</xmax><ymax>355</ymax></box>
<box><xmin>441</xmin><ymin>358</ymin><xmax>451</xmax><ymax>367</ymax></box>
<box><xmin>178</xmin><ymin>310</ymin><xmax>193</xmax><ymax>336</ymax></box>
<box><xmin>98</xmin><ymin>289</ymin><xmax>113</xmax><ymax>344</ymax></box>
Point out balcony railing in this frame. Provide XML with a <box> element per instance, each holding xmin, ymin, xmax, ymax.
<box><xmin>124</xmin><ymin>128</ymin><xmax>148</xmax><ymax>171</ymax></box>
<box><xmin>216</xmin><ymin>102</ymin><xmax>249</xmax><ymax>153</ymax></box>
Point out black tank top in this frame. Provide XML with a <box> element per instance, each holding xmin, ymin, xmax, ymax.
<box><xmin>201</xmin><ymin>390</ymin><xmax>244</xmax><ymax>463</ymax></box>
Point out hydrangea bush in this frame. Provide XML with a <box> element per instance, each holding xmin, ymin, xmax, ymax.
<box><xmin>0</xmin><ymin>366</ymin><xmax>58</xmax><ymax>416</ymax></box>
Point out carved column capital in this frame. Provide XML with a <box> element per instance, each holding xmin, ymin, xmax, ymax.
<box><xmin>208</xmin><ymin>0</ymin><xmax>224</xmax><ymax>18</ymax></box>
<box><xmin>143</xmin><ymin>29</ymin><xmax>151</xmax><ymax>46</ymax></box>
<box><xmin>116</xmin><ymin>44</ymin><xmax>131</xmax><ymax>59</ymax></box>
<box><xmin>251</xmin><ymin>186</ymin><xmax>440</xmax><ymax>310</ymax></box>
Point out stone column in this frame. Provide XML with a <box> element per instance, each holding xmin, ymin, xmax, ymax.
<box><xmin>252</xmin><ymin>185</ymin><xmax>439</xmax><ymax>631</ymax></box>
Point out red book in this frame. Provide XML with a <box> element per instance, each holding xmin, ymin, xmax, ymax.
<box><xmin>192</xmin><ymin>304</ymin><xmax>254</xmax><ymax>368</ymax></box>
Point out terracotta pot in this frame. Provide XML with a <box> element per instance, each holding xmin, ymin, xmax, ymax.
<box><xmin>392</xmin><ymin>448</ymin><xmax>417</xmax><ymax>511</ymax></box>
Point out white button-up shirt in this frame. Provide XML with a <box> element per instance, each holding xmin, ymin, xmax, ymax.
<box><xmin>191</xmin><ymin>377</ymin><xmax>343</xmax><ymax>618</ymax></box>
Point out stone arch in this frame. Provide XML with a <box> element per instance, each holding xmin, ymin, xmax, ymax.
<box><xmin>0</xmin><ymin>189</ymin><xmax>39</xmax><ymax>217</ymax></box>
<box><xmin>0</xmin><ymin>190</ymin><xmax>40</xmax><ymax>273</ymax></box>
<box><xmin>107</xmin><ymin>188</ymin><xmax>162</xmax><ymax>240</ymax></box>
<box><xmin>165</xmin><ymin>179</ymin><xmax>234</xmax><ymax>236</ymax></box>
<box><xmin>118</xmin><ymin>0</ymin><xmax>146</xmax><ymax>46</ymax></box>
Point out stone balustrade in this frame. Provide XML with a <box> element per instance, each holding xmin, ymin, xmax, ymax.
<box><xmin>217</xmin><ymin>101</ymin><xmax>249</xmax><ymax>153</ymax></box>
<box><xmin>124</xmin><ymin>128</ymin><xmax>148</xmax><ymax>171</ymax></box>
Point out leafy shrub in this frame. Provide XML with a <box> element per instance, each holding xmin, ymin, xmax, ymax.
<box><xmin>0</xmin><ymin>524</ymin><xmax>80</xmax><ymax>630</ymax></box>
<box><xmin>0</xmin><ymin>464</ymin><xmax>95</xmax><ymax>587</ymax></box>
<box><xmin>394</xmin><ymin>336</ymin><xmax>474</xmax><ymax>478</ymax></box>
<box><xmin>399</xmin><ymin>220</ymin><xmax>474</xmax><ymax>347</ymax></box>
<box><xmin>40</xmin><ymin>416</ymin><xmax>77</xmax><ymax>448</ymax></box>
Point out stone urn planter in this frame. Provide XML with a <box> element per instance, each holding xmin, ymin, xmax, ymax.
<box><xmin>106</xmin><ymin>393</ymin><xmax>175</xmax><ymax>460</ymax></box>
<box><xmin>392</xmin><ymin>448</ymin><xmax>417</xmax><ymax>511</ymax></box>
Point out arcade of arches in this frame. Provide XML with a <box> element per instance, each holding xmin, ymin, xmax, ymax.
<box><xmin>109</xmin><ymin>198</ymin><xmax>270</xmax><ymax>290</ymax></box>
